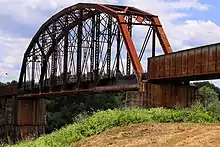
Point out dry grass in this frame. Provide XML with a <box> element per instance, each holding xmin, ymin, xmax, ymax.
<box><xmin>75</xmin><ymin>123</ymin><xmax>220</xmax><ymax>147</ymax></box>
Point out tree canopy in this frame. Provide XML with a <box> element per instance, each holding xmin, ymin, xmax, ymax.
<box><xmin>198</xmin><ymin>86</ymin><xmax>218</xmax><ymax>107</ymax></box>
<box><xmin>193</xmin><ymin>81</ymin><xmax>220</xmax><ymax>100</ymax></box>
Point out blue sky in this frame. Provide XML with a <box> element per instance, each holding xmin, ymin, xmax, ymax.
<box><xmin>1</xmin><ymin>0</ymin><xmax>220</xmax><ymax>86</ymax></box>
<box><xmin>171</xmin><ymin>1</ymin><xmax>219</xmax><ymax>24</ymax></box>
<box><xmin>187</xmin><ymin>0</ymin><xmax>220</xmax><ymax>24</ymax></box>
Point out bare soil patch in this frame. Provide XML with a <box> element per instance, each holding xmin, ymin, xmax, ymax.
<box><xmin>74</xmin><ymin>123</ymin><xmax>220</xmax><ymax>147</ymax></box>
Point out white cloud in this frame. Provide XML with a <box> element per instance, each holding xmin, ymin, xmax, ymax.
<box><xmin>0</xmin><ymin>0</ymin><xmax>120</xmax><ymax>26</ymax></box>
<box><xmin>169</xmin><ymin>0</ymin><xmax>210</xmax><ymax>11</ymax></box>
<box><xmin>162</xmin><ymin>19</ymin><xmax>220</xmax><ymax>52</ymax></box>
<box><xmin>0</xmin><ymin>31</ymin><xmax>30</xmax><ymax>82</ymax></box>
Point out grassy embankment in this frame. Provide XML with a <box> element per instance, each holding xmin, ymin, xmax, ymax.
<box><xmin>10</xmin><ymin>102</ymin><xmax>220</xmax><ymax>147</ymax></box>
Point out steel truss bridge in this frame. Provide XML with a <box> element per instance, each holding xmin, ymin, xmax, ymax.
<box><xmin>1</xmin><ymin>3</ymin><xmax>220</xmax><ymax>142</ymax></box>
<box><xmin>17</xmin><ymin>3</ymin><xmax>172</xmax><ymax>96</ymax></box>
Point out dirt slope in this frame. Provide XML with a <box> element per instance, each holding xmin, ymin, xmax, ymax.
<box><xmin>75</xmin><ymin>123</ymin><xmax>220</xmax><ymax>147</ymax></box>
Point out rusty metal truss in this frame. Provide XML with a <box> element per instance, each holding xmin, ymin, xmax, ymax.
<box><xmin>18</xmin><ymin>3</ymin><xmax>172</xmax><ymax>94</ymax></box>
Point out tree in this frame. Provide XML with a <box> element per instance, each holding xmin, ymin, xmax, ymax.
<box><xmin>10</xmin><ymin>80</ymin><xmax>17</xmax><ymax>84</ymax></box>
<box><xmin>193</xmin><ymin>81</ymin><xmax>220</xmax><ymax>100</ymax></box>
<box><xmin>45</xmin><ymin>92</ymin><xmax>125</xmax><ymax>133</ymax></box>
<box><xmin>0</xmin><ymin>82</ymin><xmax>6</xmax><ymax>87</ymax></box>
<box><xmin>0</xmin><ymin>80</ymin><xmax>18</xmax><ymax>87</ymax></box>
<box><xmin>198</xmin><ymin>86</ymin><xmax>218</xmax><ymax>107</ymax></box>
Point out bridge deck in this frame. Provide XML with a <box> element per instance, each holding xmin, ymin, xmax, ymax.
<box><xmin>0</xmin><ymin>75</ymin><xmax>139</xmax><ymax>98</ymax></box>
<box><xmin>148</xmin><ymin>42</ymin><xmax>220</xmax><ymax>83</ymax></box>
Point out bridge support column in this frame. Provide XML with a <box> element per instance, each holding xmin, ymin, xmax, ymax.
<box><xmin>0</xmin><ymin>95</ymin><xmax>16</xmax><ymax>144</ymax></box>
<box><xmin>14</xmin><ymin>97</ymin><xmax>46</xmax><ymax>142</ymax></box>
<box><xmin>0</xmin><ymin>84</ymin><xmax>46</xmax><ymax>144</ymax></box>
<box><xmin>125</xmin><ymin>82</ymin><xmax>197</xmax><ymax>108</ymax></box>
<box><xmin>1</xmin><ymin>96</ymin><xmax>46</xmax><ymax>143</ymax></box>
<box><xmin>125</xmin><ymin>91</ymin><xmax>140</xmax><ymax>107</ymax></box>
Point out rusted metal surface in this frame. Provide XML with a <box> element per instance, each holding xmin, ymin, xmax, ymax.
<box><xmin>0</xmin><ymin>96</ymin><xmax>16</xmax><ymax>143</ymax></box>
<box><xmin>148</xmin><ymin>42</ymin><xmax>220</xmax><ymax>82</ymax></box>
<box><xmin>17</xmin><ymin>99</ymin><xmax>45</xmax><ymax>125</ymax></box>
<box><xmin>0</xmin><ymin>97</ymin><xmax>16</xmax><ymax>126</ymax></box>
<box><xmin>0</xmin><ymin>95</ymin><xmax>45</xmax><ymax>143</ymax></box>
<box><xmin>16</xmin><ymin>99</ymin><xmax>45</xmax><ymax>139</ymax></box>
<box><xmin>18</xmin><ymin>3</ymin><xmax>171</xmax><ymax>93</ymax></box>
<box><xmin>126</xmin><ymin>82</ymin><xmax>197</xmax><ymax>108</ymax></box>
<box><xmin>118</xmin><ymin>14</ymin><xmax>143</xmax><ymax>80</ymax></box>
<box><xmin>18</xmin><ymin>84</ymin><xmax>139</xmax><ymax>98</ymax></box>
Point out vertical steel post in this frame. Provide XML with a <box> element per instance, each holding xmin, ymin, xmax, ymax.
<box><xmin>63</xmin><ymin>15</ymin><xmax>69</xmax><ymax>89</ymax></box>
<box><xmin>23</xmin><ymin>71</ymin><xmax>26</xmax><ymax>91</ymax></box>
<box><xmin>107</xmin><ymin>16</ymin><xmax>112</xmax><ymax>77</ymax></box>
<box><xmin>90</xmin><ymin>15</ymin><xmax>95</xmax><ymax>76</ymax></box>
<box><xmin>31</xmin><ymin>48</ymin><xmax>36</xmax><ymax>92</ymax></box>
<box><xmin>39</xmin><ymin>32</ymin><xmax>48</xmax><ymax>91</ymax></box>
<box><xmin>95</xmin><ymin>14</ymin><xmax>100</xmax><ymax>83</ymax></box>
<box><xmin>126</xmin><ymin>15</ymin><xmax>132</xmax><ymax>75</ymax></box>
<box><xmin>152</xmin><ymin>27</ymin><xmax>156</xmax><ymax>57</ymax></box>
<box><xmin>116</xmin><ymin>27</ymin><xmax>120</xmax><ymax>72</ymax></box>
<box><xmin>90</xmin><ymin>15</ymin><xmax>95</xmax><ymax>81</ymax></box>
<box><xmin>13</xmin><ymin>95</ymin><xmax>18</xmax><ymax>143</ymax></box>
<box><xmin>40</xmin><ymin>32</ymin><xmax>46</xmax><ymax>91</ymax></box>
<box><xmin>51</xmin><ymin>23</ymin><xmax>57</xmax><ymax>90</ymax></box>
<box><xmin>77</xmin><ymin>9</ymin><xmax>83</xmax><ymax>85</ymax></box>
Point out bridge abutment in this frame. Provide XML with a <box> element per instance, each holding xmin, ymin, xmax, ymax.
<box><xmin>15</xmin><ymin>97</ymin><xmax>46</xmax><ymax>142</ymax></box>
<box><xmin>126</xmin><ymin>82</ymin><xmax>197</xmax><ymax>108</ymax></box>
<box><xmin>0</xmin><ymin>85</ymin><xmax>46</xmax><ymax>143</ymax></box>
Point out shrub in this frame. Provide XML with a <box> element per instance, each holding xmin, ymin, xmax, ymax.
<box><xmin>207</xmin><ymin>101</ymin><xmax>220</xmax><ymax>121</ymax></box>
<box><xmin>198</xmin><ymin>86</ymin><xmax>218</xmax><ymax>107</ymax></box>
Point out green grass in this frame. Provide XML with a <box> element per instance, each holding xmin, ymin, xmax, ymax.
<box><xmin>10</xmin><ymin>106</ymin><xmax>220</xmax><ymax>147</ymax></box>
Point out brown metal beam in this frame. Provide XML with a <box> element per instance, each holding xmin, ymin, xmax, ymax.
<box><xmin>63</xmin><ymin>15</ymin><xmax>69</xmax><ymax>89</ymax></box>
<box><xmin>117</xmin><ymin>14</ymin><xmax>143</xmax><ymax>81</ymax></box>
<box><xmin>120</xmin><ymin>22</ymin><xmax>161</xmax><ymax>27</ymax></box>
<box><xmin>17</xmin><ymin>84</ymin><xmax>139</xmax><ymax>97</ymax></box>
<box><xmin>152</xmin><ymin>17</ymin><xmax>172</xmax><ymax>54</ymax></box>
<box><xmin>152</xmin><ymin>27</ymin><xmax>156</xmax><ymax>57</ymax></box>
